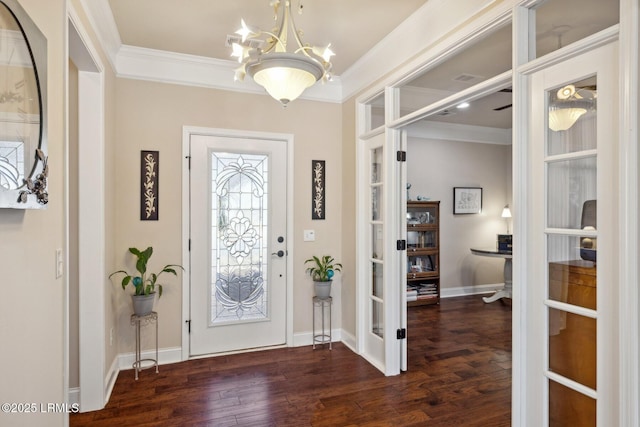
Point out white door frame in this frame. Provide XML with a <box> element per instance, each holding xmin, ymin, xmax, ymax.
<box><xmin>181</xmin><ymin>126</ymin><xmax>295</xmax><ymax>360</ymax></box>
<box><xmin>68</xmin><ymin>5</ymin><xmax>107</xmax><ymax>413</ymax></box>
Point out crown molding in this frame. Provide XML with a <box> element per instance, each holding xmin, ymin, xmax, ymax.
<box><xmin>79</xmin><ymin>0</ymin><xmax>121</xmax><ymax>70</ymax></box>
<box><xmin>115</xmin><ymin>45</ymin><xmax>343</xmax><ymax>103</ymax></box>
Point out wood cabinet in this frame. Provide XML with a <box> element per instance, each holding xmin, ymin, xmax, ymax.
<box><xmin>406</xmin><ymin>201</ymin><xmax>440</xmax><ymax>306</ymax></box>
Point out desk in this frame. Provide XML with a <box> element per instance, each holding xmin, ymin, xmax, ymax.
<box><xmin>470</xmin><ymin>248</ymin><xmax>512</xmax><ymax>303</ymax></box>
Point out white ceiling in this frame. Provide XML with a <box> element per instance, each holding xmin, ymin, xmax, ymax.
<box><xmin>107</xmin><ymin>0</ymin><xmax>429</xmax><ymax>76</ymax></box>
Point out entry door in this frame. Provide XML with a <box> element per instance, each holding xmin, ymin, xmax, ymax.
<box><xmin>526</xmin><ymin>42</ymin><xmax>618</xmax><ymax>426</ymax></box>
<box><xmin>189</xmin><ymin>132</ymin><xmax>288</xmax><ymax>355</ymax></box>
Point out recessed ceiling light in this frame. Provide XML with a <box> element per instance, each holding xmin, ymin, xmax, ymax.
<box><xmin>457</xmin><ymin>102</ymin><xmax>470</xmax><ymax>109</ymax></box>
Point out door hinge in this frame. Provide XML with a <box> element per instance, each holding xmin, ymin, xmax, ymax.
<box><xmin>186</xmin><ymin>319</ymin><xmax>191</xmax><ymax>334</ymax></box>
<box><xmin>397</xmin><ymin>240</ymin><xmax>406</xmax><ymax>250</ymax></box>
<box><xmin>397</xmin><ymin>328</ymin><xmax>406</xmax><ymax>340</ymax></box>
<box><xmin>396</xmin><ymin>150</ymin><xmax>407</xmax><ymax>162</ymax></box>
<box><xmin>185</xmin><ymin>155</ymin><xmax>191</xmax><ymax>169</ymax></box>
<box><xmin>188</xmin><ymin>238</ymin><xmax>191</xmax><ymax>251</ymax></box>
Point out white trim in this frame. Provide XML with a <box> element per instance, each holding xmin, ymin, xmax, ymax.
<box><xmin>116</xmin><ymin>45</ymin><xmax>343</xmax><ymax>103</ymax></box>
<box><xmin>388</xmin><ymin>71</ymin><xmax>513</xmax><ymax>129</ymax></box>
<box><xmin>68</xmin><ymin>388</ymin><xmax>79</xmax><ymax>407</ymax></box>
<box><xmin>511</xmin><ymin>4</ymin><xmax>532</xmax><ymax>425</ymax></box>
<box><xmin>78</xmin><ymin>0</ymin><xmax>121</xmax><ymax>70</ymax></box>
<box><xmin>291</xmin><ymin>329</ymin><xmax>342</xmax><ymax>347</ymax></box>
<box><xmin>618</xmin><ymin>0</ymin><xmax>640</xmax><ymax>425</ymax></box>
<box><xmin>104</xmin><ymin>354</ymin><xmax>119</xmax><ymax>404</ymax></box>
<box><xmin>118</xmin><ymin>347</ymin><xmax>183</xmax><ymax>371</ymax></box>
<box><xmin>340</xmin><ymin>329</ymin><xmax>357</xmax><ymax>353</ymax></box>
<box><xmin>68</xmin><ymin>6</ymin><xmax>108</xmax><ymax>413</ymax></box>
<box><xmin>440</xmin><ymin>283</ymin><xmax>507</xmax><ymax>298</ymax></box>
<box><xmin>181</xmin><ymin>126</ymin><xmax>295</xmax><ymax>359</ymax></box>
<box><xmin>516</xmin><ymin>26</ymin><xmax>619</xmax><ymax>76</ymax></box>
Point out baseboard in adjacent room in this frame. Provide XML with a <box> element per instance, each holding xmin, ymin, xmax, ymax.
<box><xmin>440</xmin><ymin>283</ymin><xmax>504</xmax><ymax>299</ymax></box>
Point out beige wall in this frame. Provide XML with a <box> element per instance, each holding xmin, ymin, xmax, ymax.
<box><xmin>113</xmin><ymin>78</ymin><xmax>343</xmax><ymax>351</ymax></box>
<box><xmin>340</xmin><ymin>97</ymin><xmax>357</xmax><ymax>338</ymax></box>
<box><xmin>0</xmin><ymin>1</ymin><xmax>65</xmax><ymax>426</ymax></box>
<box><xmin>407</xmin><ymin>137</ymin><xmax>512</xmax><ymax>290</ymax></box>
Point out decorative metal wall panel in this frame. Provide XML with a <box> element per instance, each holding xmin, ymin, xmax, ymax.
<box><xmin>210</xmin><ymin>152</ymin><xmax>269</xmax><ymax>325</ymax></box>
<box><xmin>140</xmin><ymin>150</ymin><xmax>159</xmax><ymax>220</ymax></box>
<box><xmin>312</xmin><ymin>160</ymin><xmax>325</xmax><ymax>220</ymax></box>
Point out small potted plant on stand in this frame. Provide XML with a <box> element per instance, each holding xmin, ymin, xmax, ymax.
<box><xmin>305</xmin><ymin>255</ymin><xmax>342</xmax><ymax>299</ymax></box>
<box><xmin>109</xmin><ymin>247</ymin><xmax>183</xmax><ymax>316</ymax></box>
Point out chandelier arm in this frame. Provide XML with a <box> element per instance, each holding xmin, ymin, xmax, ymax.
<box><xmin>284</xmin><ymin>0</ymin><xmax>307</xmax><ymax>53</ymax></box>
<box><xmin>294</xmin><ymin>45</ymin><xmax>317</xmax><ymax>60</ymax></box>
<box><xmin>258</xmin><ymin>31</ymin><xmax>287</xmax><ymax>54</ymax></box>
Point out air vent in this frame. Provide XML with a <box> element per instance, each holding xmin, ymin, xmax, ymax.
<box><xmin>452</xmin><ymin>73</ymin><xmax>484</xmax><ymax>84</ymax></box>
<box><xmin>225</xmin><ymin>34</ymin><xmax>264</xmax><ymax>50</ymax></box>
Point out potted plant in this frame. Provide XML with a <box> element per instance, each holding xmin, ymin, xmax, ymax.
<box><xmin>304</xmin><ymin>255</ymin><xmax>342</xmax><ymax>299</ymax></box>
<box><xmin>109</xmin><ymin>246</ymin><xmax>183</xmax><ymax>316</ymax></box>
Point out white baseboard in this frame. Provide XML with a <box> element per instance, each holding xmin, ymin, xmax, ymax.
<box><xmin>340</xmin><ymin>329</ymin><xmax>357</xmax><ymax>353</ymax></box>
<box><xmin>118</xmin><ymin>346</ymin><xmax>183</xmax><ymax>371</ymax></box>
<box><xmin>292</xmin><ymin>328</ymin><xmax>342</xmax><ymax>347</ymax></box>
<box><xmin>104</xmin><ymin>355</ymin><xmax>119</xmax><ymax>405</ymax></box>
<box><xmin>440</xmin><ymin>283</ymin><xmax>503</xmax><ymax>299</ymax></box>
<box><xmin>68</xmin><ymin>387</ymin><xmax>80</xmax><ymax>406</ymax></box>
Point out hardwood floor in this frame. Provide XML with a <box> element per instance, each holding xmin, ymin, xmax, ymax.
<box><xmin>71</xmin><ymin>295</ymin><xmax>511</xmax><ymax>426</ymax></box>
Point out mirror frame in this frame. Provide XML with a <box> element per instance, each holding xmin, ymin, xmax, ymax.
<box><xmin>0</xmin><ymin>0</ymin><xmax>47</xmax><ymax>209</ymax></box>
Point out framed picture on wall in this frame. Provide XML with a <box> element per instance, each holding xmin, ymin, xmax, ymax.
<box><xmin>453</xmin><ymin>187</ymin><xmax>482</xmax><ymax>214</ymax></box>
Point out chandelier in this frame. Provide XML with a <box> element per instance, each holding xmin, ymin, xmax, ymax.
<box><xmin>230</xmin><ymin>0</ymin><xmax>334</xmax><ymax>106</ymax></box>
<box><xmin>548</xmin><ymin>84</ymin><xmax>595</xmax><ymax>132</ymax></box>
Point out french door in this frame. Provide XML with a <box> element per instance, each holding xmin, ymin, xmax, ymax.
<box><xmin>526</xmin><ymin>42</ymin><xmax>618</xmax><ymax>426</ymax></box>
<box><xmin>188</xmin><ymin>130</ymin><xmax>289</xmax><ymax>356</ymax></box>
<box><xmin>358</xmin><ymin>128</ymin><xmax>406</xmax><ymax>375</ymax></box>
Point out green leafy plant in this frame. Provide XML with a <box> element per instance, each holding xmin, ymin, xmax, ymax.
<box><xmin>109</xmin><ymin>247</ymin><xmax>183</xmax><ymax>297</ymax></box>
<box><xmin>304</xmin><ymin>255</ymin><xmax>342</xmax><ymax>282</ymax></box>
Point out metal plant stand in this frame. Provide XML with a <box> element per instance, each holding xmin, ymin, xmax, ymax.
<box><xmin>130</xmin><ymin>311</ymin><xmax>159</xmax><ymax>380</ymax></box>
<box><xmin>312</xmin><ymin>296</ymin><xmax>332</xmax><ymax>350</ymax></box>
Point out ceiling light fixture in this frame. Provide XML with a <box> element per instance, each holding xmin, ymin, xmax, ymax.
<box><xmin>548</xmin><ymin>84</ymin><xmax>595</xmax><ymax>132</ymax></box>
<box><xmin>230</xmin><ymin>0</ymin><xmax>334</xmax><ymax>106</ymax></box>
<box><xmin>457</xmin><ymin>102</ymin><xmax>470</xmax><ymax>109</ymax></box>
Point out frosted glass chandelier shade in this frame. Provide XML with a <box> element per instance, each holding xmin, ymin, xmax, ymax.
<box><xmin>247</xmin><ymin>53</ymin><xmax>324</xmax><ymax>105</ymax></box>
<box><xmin>548</xmin><ymin>107</ymin><xmax>588</xmax><ymax>131</ymax></box>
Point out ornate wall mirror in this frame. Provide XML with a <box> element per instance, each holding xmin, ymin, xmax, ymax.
<box><xmin>0</xmin><ymin>0</ymin><xmax>47</xmax><ymax>209</ymax></box>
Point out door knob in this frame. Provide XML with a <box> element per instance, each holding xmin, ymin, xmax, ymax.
<box><xmin>272</xmin><ymin>250</ymin><xmax>285</xmax><ymax>257</ymax></box>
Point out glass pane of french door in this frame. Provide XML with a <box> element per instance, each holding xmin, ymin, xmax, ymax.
<box><xmin>545</xmin><ymin>76</ymin><xmax>598</xmax><ymax>427</ymax></box>
<box><xmin>371</xmin><ymin>145</ymin><xmax>384</xmax><ymax>338</ymax></box>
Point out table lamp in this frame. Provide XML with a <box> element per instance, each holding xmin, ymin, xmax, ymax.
<box><xmin>502</xmin><ymin>204</ymin><xmax>512</xmax><ymax>234</ymax></box>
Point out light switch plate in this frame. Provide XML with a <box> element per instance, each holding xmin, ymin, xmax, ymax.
<box><xmin>55</xmin><ymin>248</ymin><xmax>63</xmax><ymax>278</ymax></box>
<box><xmin>303</xmin><ymin>229</ymin><xmax>315</xmax><ymax>241</ymax></box>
